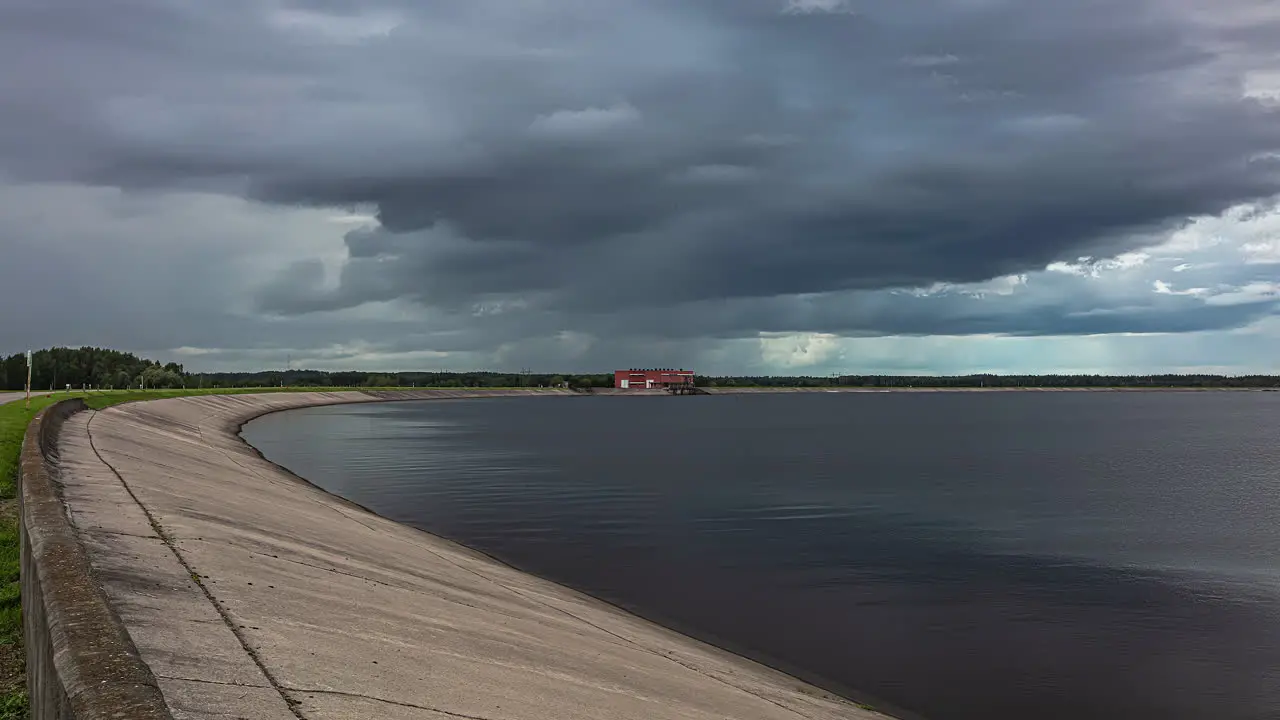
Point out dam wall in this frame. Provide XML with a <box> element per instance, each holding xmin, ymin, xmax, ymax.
<box><xmin>22</xmin><ymin>389</ymin><xmax>887</xmax><ymax>719</ymax></box>
<box><xmin>19</xmin><ymin>398</ymin><xmax>174</xmax><ymax>720</ymax></box>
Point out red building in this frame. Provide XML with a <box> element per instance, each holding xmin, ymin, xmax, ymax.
<box><xmin>614</xmin><ymin>368</ymin><xmax>695</xmax><ymax>389</ymax></box>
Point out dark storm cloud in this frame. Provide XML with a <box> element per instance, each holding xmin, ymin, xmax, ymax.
<box><xmin>259</xmin><ymin>0</ymin><xmax>1280</xmax><ymax>314</ymax></box>
<box><xmin>3</xmin><ymin>0</ymin><xmax>1280</xmax><ymax>350</ymax></box>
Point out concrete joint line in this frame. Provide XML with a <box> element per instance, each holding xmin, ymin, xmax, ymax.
<box><xmin>85</xmin><ymin>410</ymin><xmax>309</xmax><ymax>719</ymax></box>
<box><xmin>155</xmin><ymin>674</ymin><xmax>271</xmax><ymax>690</ymax></box>
<box><xmin>85</xmin><ymin>528</ymin><xmax>161</xmax><ymax>540</ymax></box>
<box><xmin>280</xmin><ymin>686</ymin><xmax>504</xmax><ymax>720</ymax></box>
<box><xmin>253</xmin><ymin>552</ymin><xmax>405</xmax><ymax>590</ymax></box>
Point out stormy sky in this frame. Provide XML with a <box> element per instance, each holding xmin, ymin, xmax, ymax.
<box><xmin>2</xmin><ymin>0</ymin><xmax>1280</xmax><ymax>374</ymax></box>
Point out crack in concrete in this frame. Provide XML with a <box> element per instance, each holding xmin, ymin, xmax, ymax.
<box><xmin>250</xmin><ymin>552</ymin><xmax>409</xmax><ymax>591</ymax></box>
<box><xmin>282</xmin><ymin>686</ymin><xmax>504</xmax><ymax>719</ymax></box>
<box><xmin>245</xmin><ymin>551</ymin><xmax>497</xmax><ymax>615</ymax></box>
<box><xmin>156</xmin><ymin>674</ymin><xmax>271</xmax><ymax>690</ymax></box>
<box><xmin>86</xmin><ymin>409</ymin><xmax>308</xmax><ymax>720</ymax></box>
<box><xmin>82</xmin><ymin>528</ymin><xmax>162</xmax><ymax>540</ymax></box>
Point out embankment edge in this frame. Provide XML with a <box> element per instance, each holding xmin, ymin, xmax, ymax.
<box><xmin>20</xmin><ymin>398</ymin><xmax>174</xmax><ymax>720</ymax></box>
<box><xmin>229</xmin><ymin>389</ymin><xmax>915</xmax><ymax>719</ymax></box>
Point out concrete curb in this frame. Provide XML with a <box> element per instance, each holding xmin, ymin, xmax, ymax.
<box><xmin>20</xmin><ymin>399</ymin><xmax>174</xmax><ymax>720</ymax></box>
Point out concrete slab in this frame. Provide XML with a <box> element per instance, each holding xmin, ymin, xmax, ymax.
<box><xmin>289</xmin><ymin>691</ymin><xmax>482</xmax><ymax>720</ymax></box>
<box><xmin>56</xmin><ymin>413</ymin><xmax>287</xmax><ymax>696</ymax></box>
<box><xmin>56</xmin><ymin>391</ymin><xmax>889</xmax><ymax>719</ymax></box>
<box><xmin>79</xmin><ymin>531</ymin><xmax>273</xmax><ymax>687</ymax></box>
<box><xmin>155</xmin><ymin>677</ymin><xmax>295</xmax><ymax>720</ymax></box>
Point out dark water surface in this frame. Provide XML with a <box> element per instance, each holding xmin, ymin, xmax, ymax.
<box><xmin>243</xmin><ymin>392</ymin><xmax>1280</xmax><ymax>720</ymax></box>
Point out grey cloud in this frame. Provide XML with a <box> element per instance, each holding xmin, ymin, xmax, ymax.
<box><xmin>4</xmin><ymin>0</ymin><xmax>1280</xmax><ymax>371</ymax></box>
<box><xmin>241</xmin><ymin>0</ymin><xmax>1280</xmax><ymax>315</ymax></box>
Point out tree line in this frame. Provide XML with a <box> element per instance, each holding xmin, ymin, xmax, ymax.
<box><xmin>0</xmin><ymin>347</ymin><xmax>187</xmax><ymax>390</ymax></box>
<box><xmin>3</xmin><ymin>347</ymin><xmax>1279</xmax><ymax>391</ymax></box>
<box><xmin>0</xmin><ymin>348</ymin><xmax>618</xmax><ymax>390</ymax></box>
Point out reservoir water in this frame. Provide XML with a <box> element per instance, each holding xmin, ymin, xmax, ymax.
<box><xmin>242</xmin><ymin>391</ymin><xmax>1280</xmax><ymax>720</ymax></box>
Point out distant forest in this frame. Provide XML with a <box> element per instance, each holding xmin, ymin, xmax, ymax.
<box><xmin>3</xmin><ymin>346</ymin><xmax>1279</xmax><ymax>391</ymax></box>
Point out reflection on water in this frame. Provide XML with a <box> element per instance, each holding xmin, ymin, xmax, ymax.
<box><xmin>244</xmin><ymin>392</ymin><xmax>1280</xmax><ymax>720</ymax></box>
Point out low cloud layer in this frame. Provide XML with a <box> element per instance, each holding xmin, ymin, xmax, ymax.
<box><xmin>2</xmin><ymin>0</ymin><xmax>1280</xmax><ymax>373</ymax></box>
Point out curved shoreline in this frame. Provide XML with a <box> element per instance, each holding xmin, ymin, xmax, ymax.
<box><xmin>46</xmin><ymin>391</ymin><xmax>894</xmax><ymax>719</ymax></box>
<box><xmin>241</xmin><ymin>395</ymin><xmax>923</xmax><ymax>720</ymax></box>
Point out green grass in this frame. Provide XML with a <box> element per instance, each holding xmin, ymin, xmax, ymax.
<box><xmin>0</xmin><ymin>394</ymin><xmax>79</xmax><ymax>498</ymax></box>
<box><xmin>0</xmin><ymin>692</ymin><xmax>24</xmax><ymax>720</ymax></box>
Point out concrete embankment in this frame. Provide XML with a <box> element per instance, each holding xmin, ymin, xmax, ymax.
<box><xmin>20</xmin><ymin>398</ymin><xmax>173</xmax><ymax>720</ymax></box>
<box><xmin>27</xmin><ymin>390</ymin><xmax>888</xmax><ymax>719</ymax></box>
